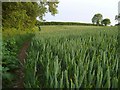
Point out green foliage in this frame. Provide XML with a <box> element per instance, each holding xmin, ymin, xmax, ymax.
<box><xmin>92</xmin><ymin>14</ymin><xmax>112</xmax><ymax>26</ymax></box>
<box><xmin>2</xmin><ymin>2</ymin><xmax>59</xmax><ymax>30</ymax></box>
<box><xmin>2</xmin><ymin>30</ymin><xmax>35</xmax><ymax>88</ymax></box>
<box><xmin>92</xmin><ymin>13</ymin><xmax>103</xmax><ymax>25</ymax></box>
<box><xmin>24</xmin><ymin>26</ymin><xmax>118</xmax><ymax>88</ymax></box>
<box><xmin>36</xmin><ymin>21</ymin><xmax>97</xmax><ymax>26</ymax></box>
<box><xmin>2</xmin><ymin>38</ymin><xmax>19</xmax><ymax>87</ymax></box>
<box><xmin>2</xmin><ymin>2</ymin><xmax>38</xmax><ymax>30</ymax></box>
<box><xmin>101</xmin><ymin>18</ymin><xmax>111</xmax><ymax>26</ymax></box>
<box><xmin>47</xmin><ymin>1</ymin><xmax>59</xmax><ymax>15</ymax></box>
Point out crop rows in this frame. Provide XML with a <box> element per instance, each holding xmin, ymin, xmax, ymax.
<box><xmin>24</xmin><ymin>30</ymin><xmax>118</xmax><ymax>88</ymax></box>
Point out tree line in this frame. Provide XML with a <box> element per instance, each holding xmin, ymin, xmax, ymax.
<box><xmin>92</xmin><ymin>13</ymin><xmax>111</xmax><ymax>26</ymax></box>
<box><xmin>36</xmin><ymin>21</ymin><xmax>98</xmax><ymax>26</ymax></box>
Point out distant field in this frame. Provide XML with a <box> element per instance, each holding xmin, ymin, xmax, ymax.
<box><xmin>24</xmin><ymin>26</ymin><xmax>119</xmax><ymax>88</ymax></box>
<box><xmin>37</xmin><ymin>25</ymin><xmax>117</xmax><ymax>36</ymax></box>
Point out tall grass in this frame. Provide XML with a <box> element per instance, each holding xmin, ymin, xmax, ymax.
<box><xmin>25</xmin><ymin>26</ymin><xmax>118</xmax><ymax>88</ymax></box>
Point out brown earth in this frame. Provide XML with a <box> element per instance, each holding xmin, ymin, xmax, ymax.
<box><xmin>13</xmin><ymin>41</ymin><xmax>31</xmax><ymax>88</ymax></box>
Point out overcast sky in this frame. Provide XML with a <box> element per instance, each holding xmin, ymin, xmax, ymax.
<box><xmin>44</xmin><ymin>0</ymin><xmax>120</xmax><ymax>25</ymax></box>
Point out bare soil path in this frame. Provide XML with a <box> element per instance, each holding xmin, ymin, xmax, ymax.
<box><xmin>13</xmin><ymin>41</ymin><xmax>31</xmax><ymax>88</ymax></box>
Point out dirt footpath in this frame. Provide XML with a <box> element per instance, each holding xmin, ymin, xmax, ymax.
<box><xmin>13</xmin><ymin>41</ymin><xmax>31</xmax><ymax>88</ymax></box>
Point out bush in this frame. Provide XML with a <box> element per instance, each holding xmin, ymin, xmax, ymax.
<box><xmin>36</xmin><ymin>21</ymin><xmax>97</xmax><ymax>26</ymax></box>
<box><xmin>2</xmin><ymin>30</ymin><xmax>35</xmax><ymax>88</ymax></box>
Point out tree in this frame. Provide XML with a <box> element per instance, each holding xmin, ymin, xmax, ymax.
<box><xmin>2</xmin><ymin>1</ymin><xmax>59</xmax><ymax>30</ymax></box>
<box><xmin>115</xmin><ymin>15</ymin><xmax>118</xmax><ymax>21</ymax></box>
<box><xmin>92</xmin><ymin>13</ymin><xmax>103</xmax><ymax>25</ymax></box>
<box><xmin>101</xmin><ymin>18</ymin><xmax>111</xmax><ymax>26</ymax></box>
<box><xmin>115</xmin><ymin>14</ymin><xmax>120</xmax><ymax>24</ymax></box>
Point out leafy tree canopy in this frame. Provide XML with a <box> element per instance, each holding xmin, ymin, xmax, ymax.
<box><xmin>92</xmin><ymin>13</ymin><xmax>103</xmax><ymax>25</ymax></box>
<box><xmin>101</xmin><ymin>18</ymin><xmax>111</xmax><ymax>26</ymax></box>
<box><xmin>2</xmin><ymin>1</ymin><xmax>59</xmax><ymax>30</ymax></box>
